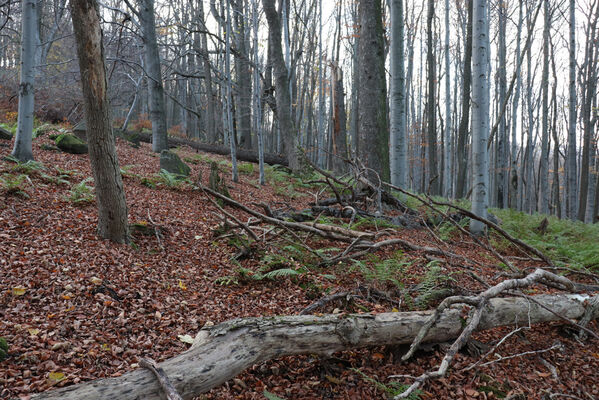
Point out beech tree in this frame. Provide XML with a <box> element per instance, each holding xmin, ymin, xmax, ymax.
<box><xmin>11</xmin><ymin>0</ymin><xmax>37</xmax><ymax>162</ymax></box>
<box><xmin>70</xmin><ymin>0</ymin><xmax>129</xmax><ymax>243</ymax></box>
<box><xmin>470</xmin><ymin>0</ymin><xmax>490</xmax><ymax>235</ymax></box>
<box><xmin>357</xmin><ymin>0</ymin><xmax>389</xmax><ymax>182</ymax></box>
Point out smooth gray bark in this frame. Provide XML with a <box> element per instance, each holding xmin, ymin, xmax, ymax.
<box><xmin>539</xmin><ymin>0</ymin><xmax>550</xmax><ymax>215</ymax></box>
<box><xmin>443</xmin><ymin>0</ymin><xmax>451</xmax><ymax>197</ymax></box>
<box><xmin>496</xmin><ymin>0</ymin><xmax>507</xmax><ymax>208</ymax></box>
<box><xmin>34</xmin><ymin>294</ymin><xmax>599</xmax><ymax>400</ymax></box>
<box><xmin>138</xmin><ymin>0</ymin><xmax>168</xmax><ymax>152</ymax></box>
<box><xmin>470</xmin><ymin>0</ymin><xmax>490</xmax><ymax>235</ymax></box>
<box><xmin>70</xmin><ymin>0</ymin><xmax>129</xmax><ymax>243</ymax></box>
<box><xmin>389</xmin><ymin>0</ymin><xmax>407</xmax><ymax>189</ymax></box>
<box><xmin>510</xmin><ymin>2</ymin><xmax>523</xmax><ymax>210</ymax></box>
<box><xmin>456</xmin><ymin>0</ymin><xmax>473</xmax><ymax>199</ymax></box>
<box><xmin>11</xmin><ymin>0</ymin><xmax>37</xmax><ymax>162</ymax></box>
<box><xmin>567</xmin><ymin>0</ymin><xmax>578</xmax><ymax>220</ymax></box>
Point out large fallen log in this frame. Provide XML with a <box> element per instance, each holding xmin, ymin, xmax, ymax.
<box><xmin>134</xmin><ymin>131</ymin><xmax>288</xmax><ymax>166</ymax></box>
<box><xmin>34</xmin><ymin>293</ymin><xmax>598</xmax><ymax>400</ymax></box>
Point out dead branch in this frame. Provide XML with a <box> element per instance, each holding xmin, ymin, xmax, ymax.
<box><xmin>34</xmin><ymin>292</ymin><xmax>599</xmax><ymax>400</ymax></box>
<box><xmin>139</xmin><ymin>358</ymin><xmax>183</xmax><ymax>400</ymax></box>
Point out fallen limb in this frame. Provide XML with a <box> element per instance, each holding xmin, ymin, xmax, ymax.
<box><xmin>34</xmin><ymin>292</ymin><xmax>599</xmax><ymax>400</ymax></box>
<box><xmin>134</xmin><ymin>131</ymin><xmax>288</xmax><ymax>166</ymax></box>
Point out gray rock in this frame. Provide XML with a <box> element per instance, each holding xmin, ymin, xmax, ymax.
<box><xmin>56</xmin><ymin>134</ymin><xmax>88</xmax><ymax>154</ymax></box>
<box><xmin>160</xmin><ymin>150</ymin><xmax>190</xmax><ymax>177</ymax></box>
<box><xmin>73</xmin><ymin>121</ymin><xmax>87</xmax><ymax>142</ymax></box>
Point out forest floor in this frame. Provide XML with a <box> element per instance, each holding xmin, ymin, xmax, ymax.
<box><xmin>0</xmin><ymin>130</ymin><xmax>598</xmax><ymax>400</ymax></box>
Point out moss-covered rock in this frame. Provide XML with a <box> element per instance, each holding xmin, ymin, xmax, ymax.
<box><xmin>56</xmin><ymin>134</ymin><xmax>88</xmax><ymax>154</ymax></box>
<box><xmin>160</xmin><ymin>150</ymin><xmax>190</xmax><ymax>177</ymax></box>
<box><xmin>0</xmin><ymin>126</ymin><xmax>12</xmax><ymax>140</ymax></box>
<box><xmin>41</xmin><ymin>143</ymin><xmax>60</xmax><ymax>152</ymax></box>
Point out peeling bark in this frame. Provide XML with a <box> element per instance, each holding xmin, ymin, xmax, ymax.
<box><xmin>34</xmin><ymin>294</ymin><xmax>598</xmax><ymax>400</ymax></box>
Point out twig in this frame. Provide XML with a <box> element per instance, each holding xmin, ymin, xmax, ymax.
<box><xmin>147</xmin><ymin>210</ymin><xmax>164</xmax><ymax>251</ymax></box>
<box><xmin>474</xmin><ymin>342</ymin><xmax>562</xmax><ymax>369</ymax></box>
<box><xmin>392</xmin><ymin>269</ymin><xmax>581</xmax><ymax>399</ymax></box>
<box><xmin>139</xmin><ymin>357</ymin><xmax>183</xmax><ymax>400</ymax></box>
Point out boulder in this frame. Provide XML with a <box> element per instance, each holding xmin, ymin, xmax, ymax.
<box><xmin>160</xmin><ymin>150</ymin><xmax>190</xmax><ymax>177</ymax></box>
<box><xmin>0</xmin><ymin>126</ymin><xmax>12</xmax><ymax>140</ymax></box>
<box><xmin>73</xmin><ymin>121</ymin><xmax>87</xmax><ymax>141</ymax></box>
<box><xmin>56</xmin><ymin>134</ymin><xmax>88</xmax><ymax>154</ymax></box>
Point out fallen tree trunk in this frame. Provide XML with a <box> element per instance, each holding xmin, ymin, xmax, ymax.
<box><xmin>34</xmin><ymin>293</ymin><xmax>598</xmax><ymax>400</ymax></box>
<box><xmin>134</xmin><ymin>131</ymin><xmax>288</xmax><ymax>166</ymax></box>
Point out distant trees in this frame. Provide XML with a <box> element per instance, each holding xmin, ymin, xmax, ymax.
<box><xmin>3</xmin><ymin>0</ymin><xmax>599</xmax><ymax>225</ymax></box>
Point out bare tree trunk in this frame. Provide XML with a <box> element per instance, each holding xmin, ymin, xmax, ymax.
<box><xmin>567</xmin><ymin>0</ymin><xmax>578</xmax><ymax>219</ymax></box>
<box><xmin>425</xmin><ymin>0</ymin><xmax>439</xmax><ymax>195</ymax></box>
<box><xmin>539</xmin><ymin>0</ymin><xmax>550</xmax><ymax>214</ymax></box>
<box><xmin>357</xmin><ymin>0</ymin><xmax>390</xmax><ymax>182</ymax></box>
<box><xmin>443</xmin><ymin>0</ymin><xmax>452</xmax><ymax>197</ymax></box>
<box><xmin>262</xmin><ymin>0</ymin><xmax>301</xmax><ymax>172</ymax></box>
<box><xmin>137</xmin><ymin>0</ymin><xmax>168</xmax><ymax>152</ymax></box>
<box><xmin>510</xmin><ymin>1</ymin><xmax>523</xmax><ymax>209</ymax></box>
<box><xmin>470</xmin><ymin>0</ymin><xmax>489</xmax><ymax>235</ymax></box>
<box><xmin>389</xmin><ymin>0</ymin><xmax>407</xmax><ymax>189</ymax></box>
<box><xmin>70</xmin><ymin>0</ymin><xmax>129</xmax><ymax>243</ymax></box>
<box><xmin>11</xmin><ymin>0</ymin><xmax>37</xmax><ymax>162</ymax></box>
<box><xmin>455</xmin><ymin>0</ymin><xmax>473</xmax><ymax>199</ymax></box>
<box><xmin>496</xmin><ymin>0</ymin><xmax>507</xmax><ymax>208</ymax></box>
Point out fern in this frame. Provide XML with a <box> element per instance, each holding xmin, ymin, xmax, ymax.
<box><xmin>0</xmin><ymin>174</ymin><xmax>30</xmax><ymax>198</ymax></box>
<box><xmin>260</xmin><ymin>268</ymin><xmax>301</xmax><ymax>280</ymax></box>
<box><xmin>352</xmin><ymin>368</ymin><xmax>422</xmax><ymax>399</ymax></box>
<box><xmin>67</xmin><ymin>178</ymin><xmax>95</xmax><ymax>205</ymax></box>
<box><xmin>414</xmin><ymin>261</ymin><xmax>456</xmax><ymax>308</ymax></box>
<box><xmin>263</xmin><ymin>390</ymin><xmax>287</xmax><ymax>400</ymax></box>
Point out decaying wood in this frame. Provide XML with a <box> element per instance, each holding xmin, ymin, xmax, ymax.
<box><xmin>395</xmin><ymin>268</ymin><xmax>596</xmax><ymax>399</ymax></box>
<box><xmin>34</xmin><ymin>292</ymin><xmax>598</xmax><ymax>400</ymax></box>
<box><xmin>139</xmin><ymin>358</ymin><xmax>183</xmax><ymax>400</ymax></box>
<box><xmin>134</xmin><ymin>131</ymin><xmax>288</xmax><ymax>166</ymax></box>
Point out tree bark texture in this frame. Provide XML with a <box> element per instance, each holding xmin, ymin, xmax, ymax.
<box><xmin>34</xmin><ymin>294</ymin><xmax>599</xmax><ymax>400</ymax></box>
<box><xmin>138</xmin><ymin>0</ymin><xmax>168</xmax><ymax>153</ymax></box>
<box><xmin>70</xmin><ymin>0</ymin><xmax>129</xmax><ymax>243</ymax></box>
<box><xmin>470</xmin><ymin>0</ymin><xmax>490</xmax><ymax>235</ymax></box>
<box><xmin>357</xmin><ymin>0</ymin><xmax>390</xmax><ymax>183</ymax></box>
<box><xmin>262</xmin><ymin>0</ymin><xmax>301</xmax><ymax>172</ymax></box>
<box><xmin>12</xmin><ymin>0</ymin><xmax>37</xmax><ymax>162</ymax></box>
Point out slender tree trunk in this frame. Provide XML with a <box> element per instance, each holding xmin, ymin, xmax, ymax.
<box><xmin>443</xmin><ymin>0</ymin><xmax>452</xmax><ymax>197</ymax></box>
<box><xmin>496</xmin><ymin>0</ymin><xmax>507</xmax><ymax>208</ymax></box>
<box><xmin>426</xmin><ymin>0</ymin><xmax>439</xmax><ymax>195</ymax></box>
<box><xmin>510</xmin><ymin>2</ymin><xmax>523</xmax><ymax>209</ymax></box>
<box><xmin>70</xmin><ymin>0</ymin><xmax>129</xmax><ymax>243</ymax></box>
<box><xmin>470</xmin><ymin>0</ymin><xmax>489</xmax><ymax>235</ymax></box>
<box><xmin>262</xmin><ymin>0</ymin><xmax>301</xmax><ymax>172</ymax></box>
<box><xmin>357</xmin><ymin>0</ymin><xmax>390</xmax><ymax>182</ymax></box>
<box><xmin>12</xmin><ymin>0</ymin><xmax>37</xmax><ymax>162</ymax></box>
<box><xmin>389</xmin><ymin>0</ymin><xmax>407</xmax><ymax>189</ymax></box>
<box><xmin>138</xmin><ymin>0</ymin><xmax>168</xmax><ymax>152</ymax></box>
<box><xmin>456</xmin><ymin>0</ymin><xmax>473</xmax><ymax>199</ymax></box>
<box><xmin>567</xmin><ymin>0</ymin><xmax>578</xmax><ymax>219</ymax></box>
<box><xmin>539</xmin><ymin>0</ymin><xmax>550</xmax><ymax>214</ymax></box>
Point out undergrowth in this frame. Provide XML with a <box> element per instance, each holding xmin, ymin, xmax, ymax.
<box><xmin>493</xmin><ymin>208</ymin><xmax>599</xmax><ymax>270</ymax></box>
